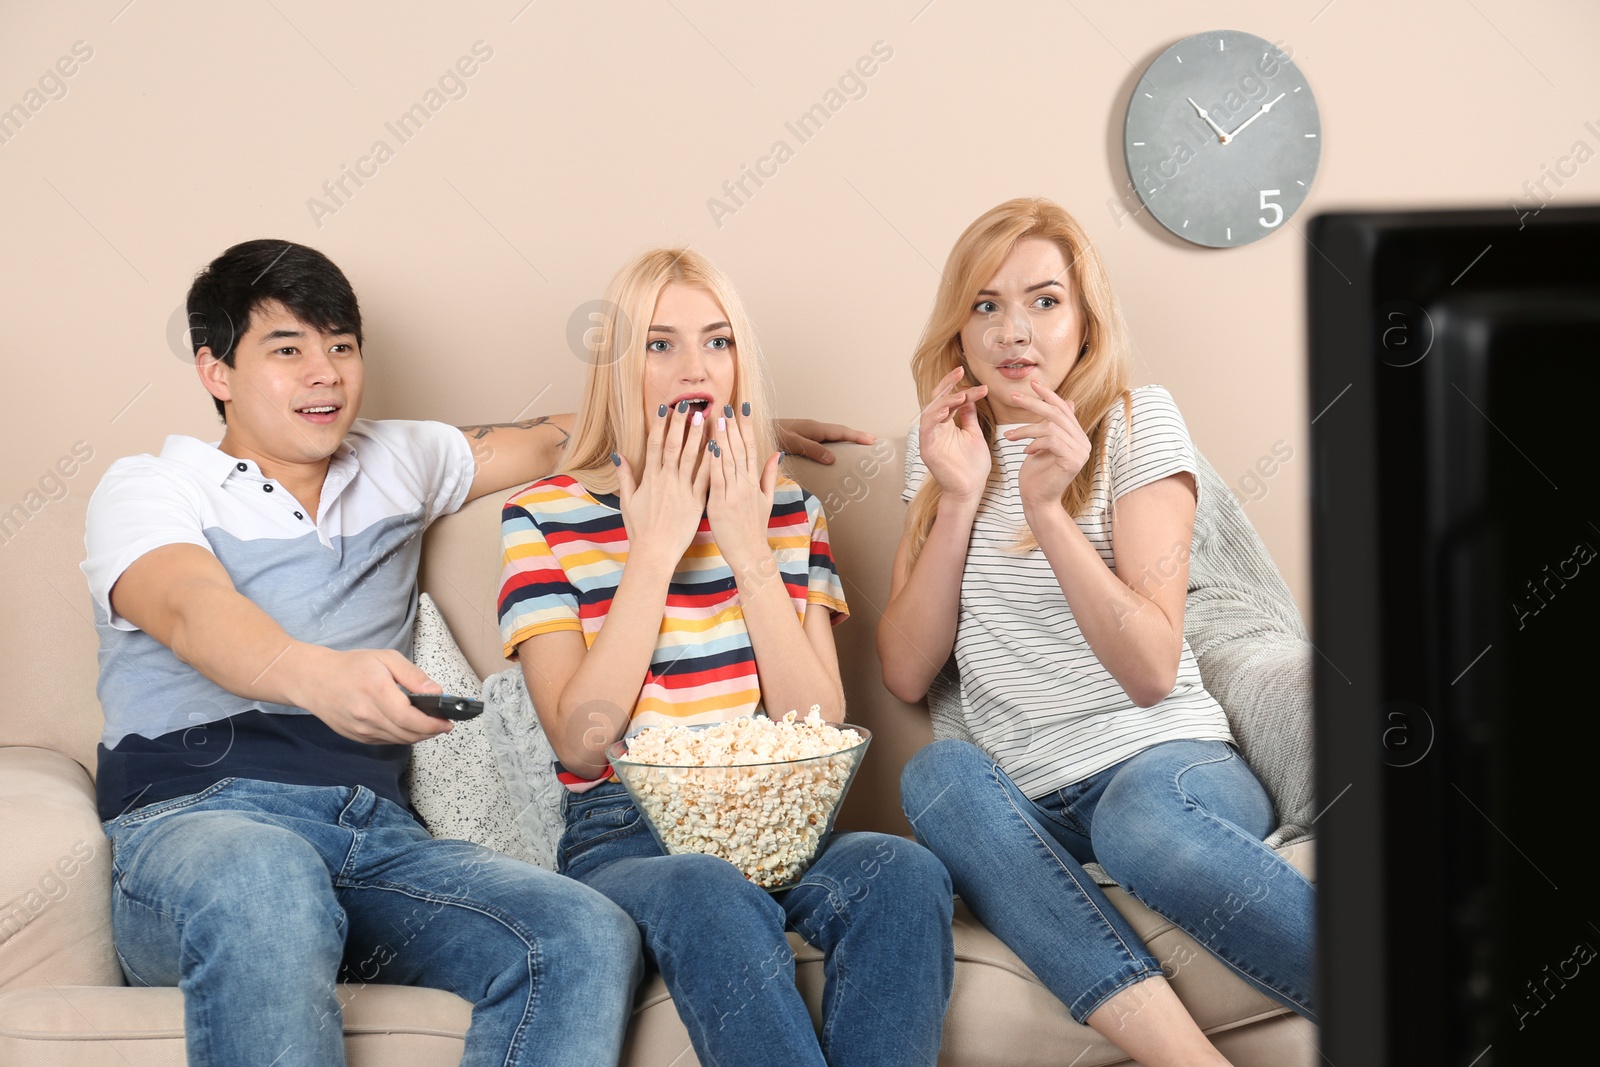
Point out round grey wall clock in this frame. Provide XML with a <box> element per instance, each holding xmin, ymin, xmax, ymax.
<box><xmin>1123</xmin><ymin>30</ymin><xmax>1321</xmax><ymax>248</ymax></box>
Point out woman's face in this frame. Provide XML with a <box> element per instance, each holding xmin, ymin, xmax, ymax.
<box><xmin>642</xmin><ymin>282</ymin><xmax>737</xmax><ymax>432</ymax></box>
<box><xmin>958</xmin><ymin>236</ymin><xmax>1086</xmax><ymax>425</ymax></box>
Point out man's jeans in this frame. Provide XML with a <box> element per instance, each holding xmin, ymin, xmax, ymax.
<box><xmin>900</xmin><ymin>739</ymin><xmax>1316</xmax><ymax>1023</ymax></box>
<box><xmin>559</xmin><ymin>781</ymin><xmax>955</xmax><ymax>1067</ymax></box>
<box><xmin>104</xmin><ymin>778</ymin><xmax>642</xmax><ymax>1067</ymax></box>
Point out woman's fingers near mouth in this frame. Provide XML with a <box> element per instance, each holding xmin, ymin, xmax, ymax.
<box><xmin>711</xmin><ymin>413</ymin><xmax>727</xmax><ymax>459</ymax></box>
<box><xmin>947</xmin><ymin>384</ymin><xmax>984</xmax><ymax>407</ymax></box>
<box><xmin>1010</xmin><ymin>388</ymin><xmax>1054</xmax><ymax>410</ymax></box>
<box><xmin>1004</xmin><ymin>419</ymin><xmax>1052</xmax><ymax>439</ymax></box>
<box><xmin>684</xmin><ymin>409</ymin><xmax>707</xmax><ymax>449</ymax></box>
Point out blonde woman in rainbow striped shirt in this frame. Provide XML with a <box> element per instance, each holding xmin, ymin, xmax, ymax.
<box><xmin>497</xmin><ymin>248</ymin><xmax>953</xmax><ymax>1067</ymax></box>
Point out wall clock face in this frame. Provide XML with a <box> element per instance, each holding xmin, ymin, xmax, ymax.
<box><xmin>1123</xmin><ymin>30</ymin><xmax>1321</xmax><ymax>248</ymax></box>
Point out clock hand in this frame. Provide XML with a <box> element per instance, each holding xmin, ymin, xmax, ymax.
<box><xmin>1186</xmin><ymin>96</ymin><xmax>1229</xmax><ymax>143</ymax></box>
<box><xmin>1225</xmin><ymin>93</ymin><xmax>1286</xmax><ymax>142</ymax></box>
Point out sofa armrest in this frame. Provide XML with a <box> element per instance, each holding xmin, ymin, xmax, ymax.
<box><xmin>0</xmin><ymin>748</ymin><xmax>120</xmax><ymax>993</ymax></box>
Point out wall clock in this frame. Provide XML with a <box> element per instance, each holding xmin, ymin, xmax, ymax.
<box><xmin>1123</xmin><ymin>30</ymin><xmax>1321</xmax><ymax>248</ymax></box>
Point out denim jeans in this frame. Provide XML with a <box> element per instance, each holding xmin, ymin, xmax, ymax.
<box><xmin>558</xmin><ymin>781</ymin><xmax>955</xmax><ymax>1067</ymax></box>
<box><xmin>900</xmin><ymin>738</ymin><xmax>1315</xmax><ymax>1023</ymax></box>
<box><xmin>104</xmin><ymin>777</ymin><xmax>642</xmax><ymax>1067</ymax></box>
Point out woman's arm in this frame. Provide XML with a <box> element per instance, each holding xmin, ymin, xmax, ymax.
<box><xmin>738</xmin><ymin>575</ymin><xmax>845</xmax><ymax>722</ymax></box>
<box><xmin>1008</xmin><ymin>380</ymin><xmax>1193</xmax><ymax>707</ymax></box>
<box><xmin>1027</xmin><ymin>475</ymin><xmax>1195</xmax><ymax>707</ymax></box>
<box><xmin>516</xmin><ymin>546</ymin><xmax>681</xmax><ymax>777</ymax></box>
<box><xmin>877</xmin><ymin>369</ymin><xmax>992</xmax><ymax>704</ymax></box>
<box><xmin>878</xmin><ymin>493</ymin><xmax>979</xmax><ymax>704</ymax></box>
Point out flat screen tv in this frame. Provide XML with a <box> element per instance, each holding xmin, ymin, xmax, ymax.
<box><xmin>1309</xmin><ymin>205</ymin><xmax>1600</xmax><ymax>1066</ymax></box>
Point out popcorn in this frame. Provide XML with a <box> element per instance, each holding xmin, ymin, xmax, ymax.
<box><xmin>612</xmin><ymin>708</ymin><xmax>868</xmax><ymax>889</ymax></box>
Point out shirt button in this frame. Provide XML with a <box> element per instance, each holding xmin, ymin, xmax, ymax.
<box><xmin>294</xmin><ymin>511</ymin><xmax>304</xmax><ymax>520</ymax></box>
<box><xmin>263</xmin><ymin>484</ymin><xmax>274</xmax><ymax>493</ymax></box>
<box><xmin>236</xmin><ymin>462</ymin><xmax>247</xmax><ymax>471</ymax></box>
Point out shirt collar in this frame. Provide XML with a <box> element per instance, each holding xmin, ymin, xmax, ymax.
<box><xmin>156</xmin><ymin>434</ymin><xmax>360</xmax><ymax>489</ymax></box>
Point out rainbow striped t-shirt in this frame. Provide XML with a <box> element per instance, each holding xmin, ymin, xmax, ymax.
<box><xmin>497</xmin><ymin>473</ymin><xmax>849</xmax><ymax>791</ymax></box>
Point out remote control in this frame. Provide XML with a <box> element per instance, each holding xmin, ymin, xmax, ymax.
<box><xmin>408</xmin><ymin>693</ymin><xmax>485</xmax><ymax>720</ymax></box>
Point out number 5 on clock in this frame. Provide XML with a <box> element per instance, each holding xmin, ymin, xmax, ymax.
<box><xmin>1259</xmin><ymin>190</ymin><xmax>1283</xmax><ymax>228</ymax></box>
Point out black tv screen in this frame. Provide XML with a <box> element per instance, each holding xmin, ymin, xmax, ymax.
<box><xmin>1309</xmin><ymin>206</ymin><xmax>1600</xmax><ymax>1066</ymax></box>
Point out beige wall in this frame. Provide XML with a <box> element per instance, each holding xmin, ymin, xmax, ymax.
<box><xmin>4</xmin><ymin>0</ymin><xmax>1599</xmax><ymax>616</ymax></box>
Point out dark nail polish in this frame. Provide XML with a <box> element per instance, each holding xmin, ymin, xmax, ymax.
<box><xmin>678</xmin><ymin>400</ymin><xmax>689</xmax><ymax>414</ymax></box>
<box><xmin>741</xmin><ymin>401</ymin><xmax>751</xmax><ymax>417</ymax></box>
<box><xmin>609</xmin><ymin>452</ymin><xmax>621</xmax><ymax>467</ymax></box>
<box><xmin>723</xmin><ymin>404</ymin><xmax>734</xmax><ymax>419</ymax></box>
<box><xmin>657</xmin><ymin>404</ymin><xmax>667</xmax><ymax>417</ymax></box>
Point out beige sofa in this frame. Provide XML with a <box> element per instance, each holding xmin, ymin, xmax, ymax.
<box><xmin>0</xmin><ymin>438</ymin><xmax>1316</xmax><ymax>1066</ymax></box>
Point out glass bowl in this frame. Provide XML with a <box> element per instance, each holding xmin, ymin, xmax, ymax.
<box><xmin>606</xmin><ymin>720</ymin><xmax>872</xmax><ymax>891</ymax></box>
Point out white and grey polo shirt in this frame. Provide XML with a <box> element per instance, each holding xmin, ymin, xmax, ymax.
<box><xmin>82</xmin><ymin>418</ymin><xmax>475</xmax><ymax>821</ymax></box>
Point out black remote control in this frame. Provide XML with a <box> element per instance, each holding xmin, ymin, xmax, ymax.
<box><xmin>408</xmin><ymin>693</ymin><xmax>485</xmax><ymax>720</ymax></box>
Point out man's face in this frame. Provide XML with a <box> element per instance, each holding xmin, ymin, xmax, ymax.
<box><xmin>201</xmin><ymin>300</ymin><xmax>364</xmax><ymax>465</ymax></box>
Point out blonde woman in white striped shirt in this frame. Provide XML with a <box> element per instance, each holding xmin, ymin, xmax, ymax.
<box><xmin>880</xmin><ymin>198</ymin><xmax>1314</xmax><ymax>1067</ymax></box>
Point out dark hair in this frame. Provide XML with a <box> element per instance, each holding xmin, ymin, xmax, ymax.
<box><xmin>186</xmin><ymin>240</ymin><xmax>364</xmax><ymax>421</ymax></box>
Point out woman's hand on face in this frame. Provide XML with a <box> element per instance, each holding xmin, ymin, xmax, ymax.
<box><xmin>1006</xmin><ymin>380</ymin><xmax>1092</xmax><ymax>514</ymax></box>
<box><xmin>615</xmin><ymin>402</ymin><xmax>712</xmax><ymax>565</ymax></box>
<box><xmin>706</xmin><ymin>402</ymin><xmax>781</xmax><ymax>569</ymax></box>
<box><xmin>919</xmin><ymin>367</ymin><xmax>992</xmax><ymax>504</ymax></box>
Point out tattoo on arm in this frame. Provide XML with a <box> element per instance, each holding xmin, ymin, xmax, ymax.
<box><xmin>461</xmin><ymin>417</ymin><xmax>569</xmax><ymax>450</ymax></box>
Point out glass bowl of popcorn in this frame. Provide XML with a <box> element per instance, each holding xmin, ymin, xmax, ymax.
<box><xmin>606</xmin><ymin>709</ymin><xmax>871</xmax><ymax>891</ymax></box>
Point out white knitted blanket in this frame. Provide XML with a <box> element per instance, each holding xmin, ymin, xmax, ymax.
<box><xmin>925</xmin><ymin>449</ymin><xmax>1316</xmax><ymax>881</ymax></box>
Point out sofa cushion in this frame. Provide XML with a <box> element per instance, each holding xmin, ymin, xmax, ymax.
<box><xmin>477</xmin><ymin>665</ymin><xmax>567</xmax><ymax>872</ymax></box>
<box><xmin>0</xmin><ymin>747</ymin><xmax>119</xmax><ymax>994</ymax></box>
<box><xmin>405</xmin><ymin>594</ymin><xmax>536</xmax><ymax>863</ymax></box>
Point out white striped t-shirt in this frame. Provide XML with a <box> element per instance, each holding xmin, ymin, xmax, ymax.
<box><xmin>903</xmin><ymin>385</ymin><xmax>1233</xmax><ymax>798</ymax></box>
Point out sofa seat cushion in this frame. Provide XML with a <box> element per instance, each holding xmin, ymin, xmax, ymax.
<box><xmin>1</xmin><ymin>910</ymin><xmax>1317</xmax><ymax>1067</ymax></box>
<box><xmin>0</xmin><ymin>985</ymin><xmax>472</xmax><ymax>1066</ymax></box>
<box><xmin>623</xmin><ymin>910</ymin><xmax>1316</xmax><ymax>1067</ymax></box>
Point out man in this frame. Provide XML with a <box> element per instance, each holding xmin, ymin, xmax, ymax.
<box><xmin>82</xmin><ymin>239</ymin><xmax>869</xmax><ymax>1066</ymax></box>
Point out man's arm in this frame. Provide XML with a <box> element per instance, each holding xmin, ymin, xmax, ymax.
<box><xmin>110</xmin><ymin>544</ymin><xmax>450</xmax><ymax>744</ymax></box>
<box><xmin>459</xmin><ymin>414</ymin><xmax>575</xmax><ymax>502</ymax></box>
<box><xmin>459</xmin><ymin>414</ymin><xmax>876</xmax><ymax>503</ymax></box>
<box><xmin>774</xmin><ymin>419</ymin><xmax>875</xmax><ymax>465</ymax></box>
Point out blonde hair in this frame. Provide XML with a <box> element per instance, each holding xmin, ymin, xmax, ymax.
<box><xmin>905</xmin><ymin>197</ymin><xmax>1132</xmax><ymax>568</ymax></box>
<box><xmin>561</xmin><ymin>248</ymin><xmax>776</xmax><ymax>495</ymax></box>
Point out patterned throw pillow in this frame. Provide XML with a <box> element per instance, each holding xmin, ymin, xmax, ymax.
<box><xmin>477</xmin><ymin>665</ymin><xmax>567</xmax><ymax>873</ymax></box>
<box><xmin>407</xmin><ymin>593</ymin><xmax>540</xmax><ymax>865</ymax></box>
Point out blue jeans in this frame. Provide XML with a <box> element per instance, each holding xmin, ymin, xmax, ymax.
<box><xmin>559</xmin><ymin>781</ymin><xmax>955</xmax><ymax>1067</ymax></box>
<box><xmin>900</xmin><ymin>739</ymin><xmax>1315</xmax><ymax>1023</ymax></box>
<box><xmin>104</xmin><ymin>778</ymin><xmax>642</xmax><ymax>1067</ymax></box>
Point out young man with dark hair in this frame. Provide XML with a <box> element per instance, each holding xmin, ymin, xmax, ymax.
<box><xmin>82</xmin><ymin>239</ymin><xmax>869</xmax><ymax>1065</ymax></box>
